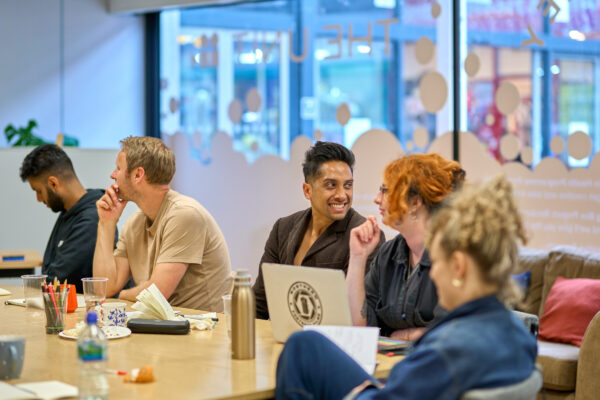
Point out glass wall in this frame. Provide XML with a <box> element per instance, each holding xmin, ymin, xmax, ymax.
<box><xmin>159</xmin><ymin>0</ymin><xmax>446</xmax><ymax>161</ymax></box>
<box><xmin>466</xmin><ymin>46</ymin><xmax>533</xmax><ymax>162</ymax></box>
<box><xmin>466</xmin><ymin>0</ymin><xmax>600</xmax><ymax>167</ymax></box>
<box><xmin>160</xmin><ymin>10</ymin><xmax>290</xmax><ymax>162</ymax></box>
<box><xmin>315</xmin><ymin>36</ymin><xmax>393</xmax><ymax>146</ymax></box>
<box><xmin>159</xmin><ymin>0</ymin><xmax>600</xmax><ymax>167</ymax></box>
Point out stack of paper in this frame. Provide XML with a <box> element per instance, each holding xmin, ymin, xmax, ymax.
<box><xmin>303</xmin><ymin>325</ymin><xmax>380</xmax><ymax>374</ymax></box>
<box><xmin>0</xmin><ymin>380</ymin><xmax>77</xmax><ymax>400</ymax></box>
<box><xmin>128</xmin><ymin>284</ymin><xmax>215</xmax><ymax>330</ymax></box>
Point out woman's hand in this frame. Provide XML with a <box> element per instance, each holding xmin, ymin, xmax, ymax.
<box><xmin>349</xmin><ymin>216</ymin><xmax>381</xmax><ymax>260</ymax></box>
<box><xmin>347</xmin><ymin>216</ymin><xmax>380</xmax><ymax>326</ymax></box>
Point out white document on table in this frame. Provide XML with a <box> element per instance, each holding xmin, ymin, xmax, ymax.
<box><xmin>0</xmin><ymin>380</ymin><xmax>78</xmax><ymax>400</ymax></box>
<box><xmin>303</xmin><ymin>325</ymin><xmax>380</xmax><ymax>374</ymax></box>
<box><xmin>0</xmin><ymin>382</ymin><xmax>34</xmax><ymax>400</ymax></box>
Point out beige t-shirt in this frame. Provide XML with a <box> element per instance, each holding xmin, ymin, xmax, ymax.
<box><xmin>114</xmin><ymin>190</ymin><xmax>232</xmax><ymax>311</ymax></box>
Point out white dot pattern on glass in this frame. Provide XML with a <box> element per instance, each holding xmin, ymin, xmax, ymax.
<box><xmin>336</xmin><ymin>103</ymin><xmax>351</xmax><ymax>126</ymax></box>
<box><xmin>431</xmin><ymin>2</ymin><xmax>441</xmax><ymax>18</ymax></box>
<box><xmin>550</xmin><ymin>136</ymin><xmax>565</xmax><ymax>155</ymax></box>
<box><xmin>419</xmin><ymin>72</ymin><xmax>448</xmax><ymax>113</ymax></box>
<box><xmin>495</xmin><ymin>82</ymin><xmax>520</xmax><ymax>115</ymax></box>
<box><xmin>567</xmin><ymin>131</ymin><xmax>592</xmax><ymax>160</ymax></box>
<box><xmin>246</xmin><ymin>88</ymin><xmax>262</xmax><ymax>112</ymax></box>
<box><xmin>499</xmin><ymin>133</ymin><xmax>521</xmax><ymax>161</ymax></box>
<box><xmin>413</xmin><ymin>127</ymin><xmax>429</xmax><ymax>148</ymax></box>
<box><xmin>228</xmin><ymin>99</ymin><xmax>243</xmax><ymax>124</ymax></box>
<box><xmin>521</xmin><ymin>146</ymin><xmax>534</xmax><ymax>165</ymax></box>
<box><xmin>415</xmin><ymin>37</ymin><xmax>435</xmax><ymax>65</ymax></box>
<box><xmin>464</xmin><ymin>53</ymin><xmax>481</xmax><ymax>77</ymax></box>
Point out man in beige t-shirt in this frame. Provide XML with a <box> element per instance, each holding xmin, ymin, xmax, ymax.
<box><xmin>93</xmin><ymin>137</ymin><xmax>231</xmax><ymax>312</ymax></box>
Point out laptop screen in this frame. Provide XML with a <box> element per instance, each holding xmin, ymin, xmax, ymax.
<box><xmin>261</xmin><ymin>263</ymin><xmax>352</xmax><ymax>342</ymax></box>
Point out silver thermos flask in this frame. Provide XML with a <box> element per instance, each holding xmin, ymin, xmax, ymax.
<box><xmin>231</xmin><ymin>270</ymin><xmax>255</xmax><ymax>359</ymax></box>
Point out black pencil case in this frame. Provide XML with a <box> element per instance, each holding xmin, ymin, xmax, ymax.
<box><xmin>127</xmin><ymin>318</ymin><xmax>190</xmax><ymax>335</ymax></box>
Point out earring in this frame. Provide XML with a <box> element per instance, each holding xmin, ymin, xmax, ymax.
<box><xmin>451</xmin><ymin>278</ymin><xmax>463</xmax><ymax>287</ymax></box>
<box><xmin>410</xmin><ymin>211</ymin><xmax>417</xmax><ymax>221</ymax></box>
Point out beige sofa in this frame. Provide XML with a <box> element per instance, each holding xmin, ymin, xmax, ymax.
<box><xmin>516</xmin><ymin>246</ymin><xmax>600</xmax><ymax>400</ymax></box>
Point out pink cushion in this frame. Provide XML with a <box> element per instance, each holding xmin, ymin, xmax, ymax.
<box><xmin>539</xmin><ymin>276</ymin><xmax>600</xmax><ymax>346</ymax></box>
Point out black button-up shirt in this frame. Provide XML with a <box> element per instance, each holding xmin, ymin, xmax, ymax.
<box><xmin>365</xmin><ymin>234</ymin><xmax>445</xmax><ymax>336</ymax></box>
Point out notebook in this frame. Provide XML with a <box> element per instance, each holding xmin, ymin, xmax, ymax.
<box><xmin>0</xmin><ymin>381</ymin><xmax>77</xmax><ymax>400</ymax></box>
<box><xmin>262</xmin><ymin>263</ymin><xmax>353</xmax><ymax>342</ymax></box>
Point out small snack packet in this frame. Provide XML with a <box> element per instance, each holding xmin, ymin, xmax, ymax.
<box><xmin>124</xmin><ymin>365</ymin><xmax>155</xmax><ymax>383</ymax></box>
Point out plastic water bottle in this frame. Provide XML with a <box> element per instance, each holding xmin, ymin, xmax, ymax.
<box><xmin>77</xmin><ymin>312</ymin><xmax>108</xmax><ymax>400</ymax></box>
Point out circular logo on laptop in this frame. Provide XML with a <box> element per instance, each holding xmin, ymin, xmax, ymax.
<box><xmin>287</xmin><ymin>281</ymin><xmax>323</xmax><ymax>326</ymax></box>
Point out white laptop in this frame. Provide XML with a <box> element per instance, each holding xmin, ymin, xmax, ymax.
<box><xmin>262</xmin><ymin>263</ymin><xmax>352</xmax><ymax>342</ymax></box>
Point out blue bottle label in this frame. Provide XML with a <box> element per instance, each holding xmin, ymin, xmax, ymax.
<box><xmin>78</xmin><ymin>341</ymin><xmax>105</xmax><ymax>362</ymax></box>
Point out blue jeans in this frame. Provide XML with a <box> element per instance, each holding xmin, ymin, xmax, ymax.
<box><xmin>275</xmin><ymin>331</ymin><xmax>376</xmax><ymax>400</ymax></box>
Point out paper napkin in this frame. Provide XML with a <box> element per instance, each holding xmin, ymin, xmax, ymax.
<box><xmin>129</xmin><ymin>284</ymin><xmax>215</xmax><ymax>331</ymax></box>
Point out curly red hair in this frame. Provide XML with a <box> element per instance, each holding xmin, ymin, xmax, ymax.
<box><xmin>383</xmin><ymin>153</ymin><xmax>465</xmax><ymax>226</ymax></box>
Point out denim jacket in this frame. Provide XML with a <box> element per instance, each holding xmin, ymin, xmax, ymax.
<box><xmin>357</xmin><ymin>295</ymin><xmax>538</xmax><ymax>400</ymax></box>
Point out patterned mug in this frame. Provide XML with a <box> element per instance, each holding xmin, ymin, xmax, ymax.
<box><xmin>102</xmin><ymin>302</ymin><xmax>127</xmax><ymax>327</ymax></box>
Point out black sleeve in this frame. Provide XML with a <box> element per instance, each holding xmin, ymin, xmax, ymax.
<box><xmin>252</xmin><ymin>219</ymin><xmax>281</xmax><ymax>320</ymax></box>
<box><xmin>43</xmin><ymin>215</ymin><xmax>98</xmax><ymax>293</ymax></box>
<box><xmin>364</xmin><ymin>249</ymin><xmax>383</xmax><ymax>328</ymax></box>
<box><xmin>365</xmin><ymin>230</ymin><xmax>386</xmax><ymax>275</ymax></box>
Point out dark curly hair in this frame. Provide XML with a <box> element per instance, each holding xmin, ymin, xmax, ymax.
<box><xmin>19</xmin><ymin>144</ymin><xmax>76</xmax><ymax>182</ymax></box>
<box><xmin>302</xmin><ymin>141</ymin><xmax>355</xmax><ymax>182</ymax></box>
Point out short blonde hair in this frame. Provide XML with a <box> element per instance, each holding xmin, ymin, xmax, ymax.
<box><xmin>120</xmin><ymin>137</ymin><xmax>175</xmax><ymax>185</ymax></box>
<box><xmin>426</xmin><ymin>174</ymin><xmax>527</xmax><ymax>304</ymax></box>
<box><xmin>383</xmin><ymin>153</ymin><xmax>464</xmax><ymax>226</ymax></box>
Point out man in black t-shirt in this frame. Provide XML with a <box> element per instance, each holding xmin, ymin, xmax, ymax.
<box><xmin>252</xmin><ymin>142</ymin><xmax>384</xmax><ymax>319</ymax></box>
<box><xmin>20</xmin><ymin>145</ymin><xmax>116</xmax><ymax>293</ymax></box>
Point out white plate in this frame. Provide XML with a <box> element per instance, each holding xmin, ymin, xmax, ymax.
<box><xmin>59</xmin><ymin>326</ymin><xmax>131</xmax><ymax>340</ymax></box>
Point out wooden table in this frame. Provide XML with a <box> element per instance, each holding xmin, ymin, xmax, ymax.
<box><xmin>0</xmin><ymin>285</ymin><xmax>403</xmax><ymax>399</ymax></box>
<box><xmin>0</xmin><ymin>250</ymin><xmax>42</xmax><ymax>269</ymax></box>
<box><xmin>0</xmin><ymin>250</ymin><xmax>41</xmax><ymax>277</ymax></box>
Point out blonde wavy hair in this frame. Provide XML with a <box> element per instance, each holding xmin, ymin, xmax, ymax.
<box><xmin>426</xmin><ymin>174</ymin><xmax>528</xmax><ymax>304</ymax></box>
<box><xmin>120</xmin><ymin>137</ymin><xmax>175</xmax><ymax>185</ymax></box>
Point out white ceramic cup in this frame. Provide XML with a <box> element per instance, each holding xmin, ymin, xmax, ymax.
<box><xmin>102</xmin><ymin>302</ymin><xmax>127</xmax><ymax>327</ymax></box>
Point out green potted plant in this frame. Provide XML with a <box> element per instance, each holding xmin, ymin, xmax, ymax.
<box><xmin>4</xmin><ymin>119</ymin><xmax>79</xmax><ymax>146</ymax></box>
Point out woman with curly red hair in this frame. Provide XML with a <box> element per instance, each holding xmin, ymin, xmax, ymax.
<box><xmin>346</xmin><ymin>153</ymin><xmax>465</xmax><ymax>340</ymax></box>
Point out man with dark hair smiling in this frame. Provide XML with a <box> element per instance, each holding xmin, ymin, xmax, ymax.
<box><xmin>252</xmin><ymin>141</ymin><xmax>385</xmax><ymax>320</ymax></box>
<box><xmin>20</xmin><ymin>144</ymin><xmax>113</xmax><ymax>292</ymax></box>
